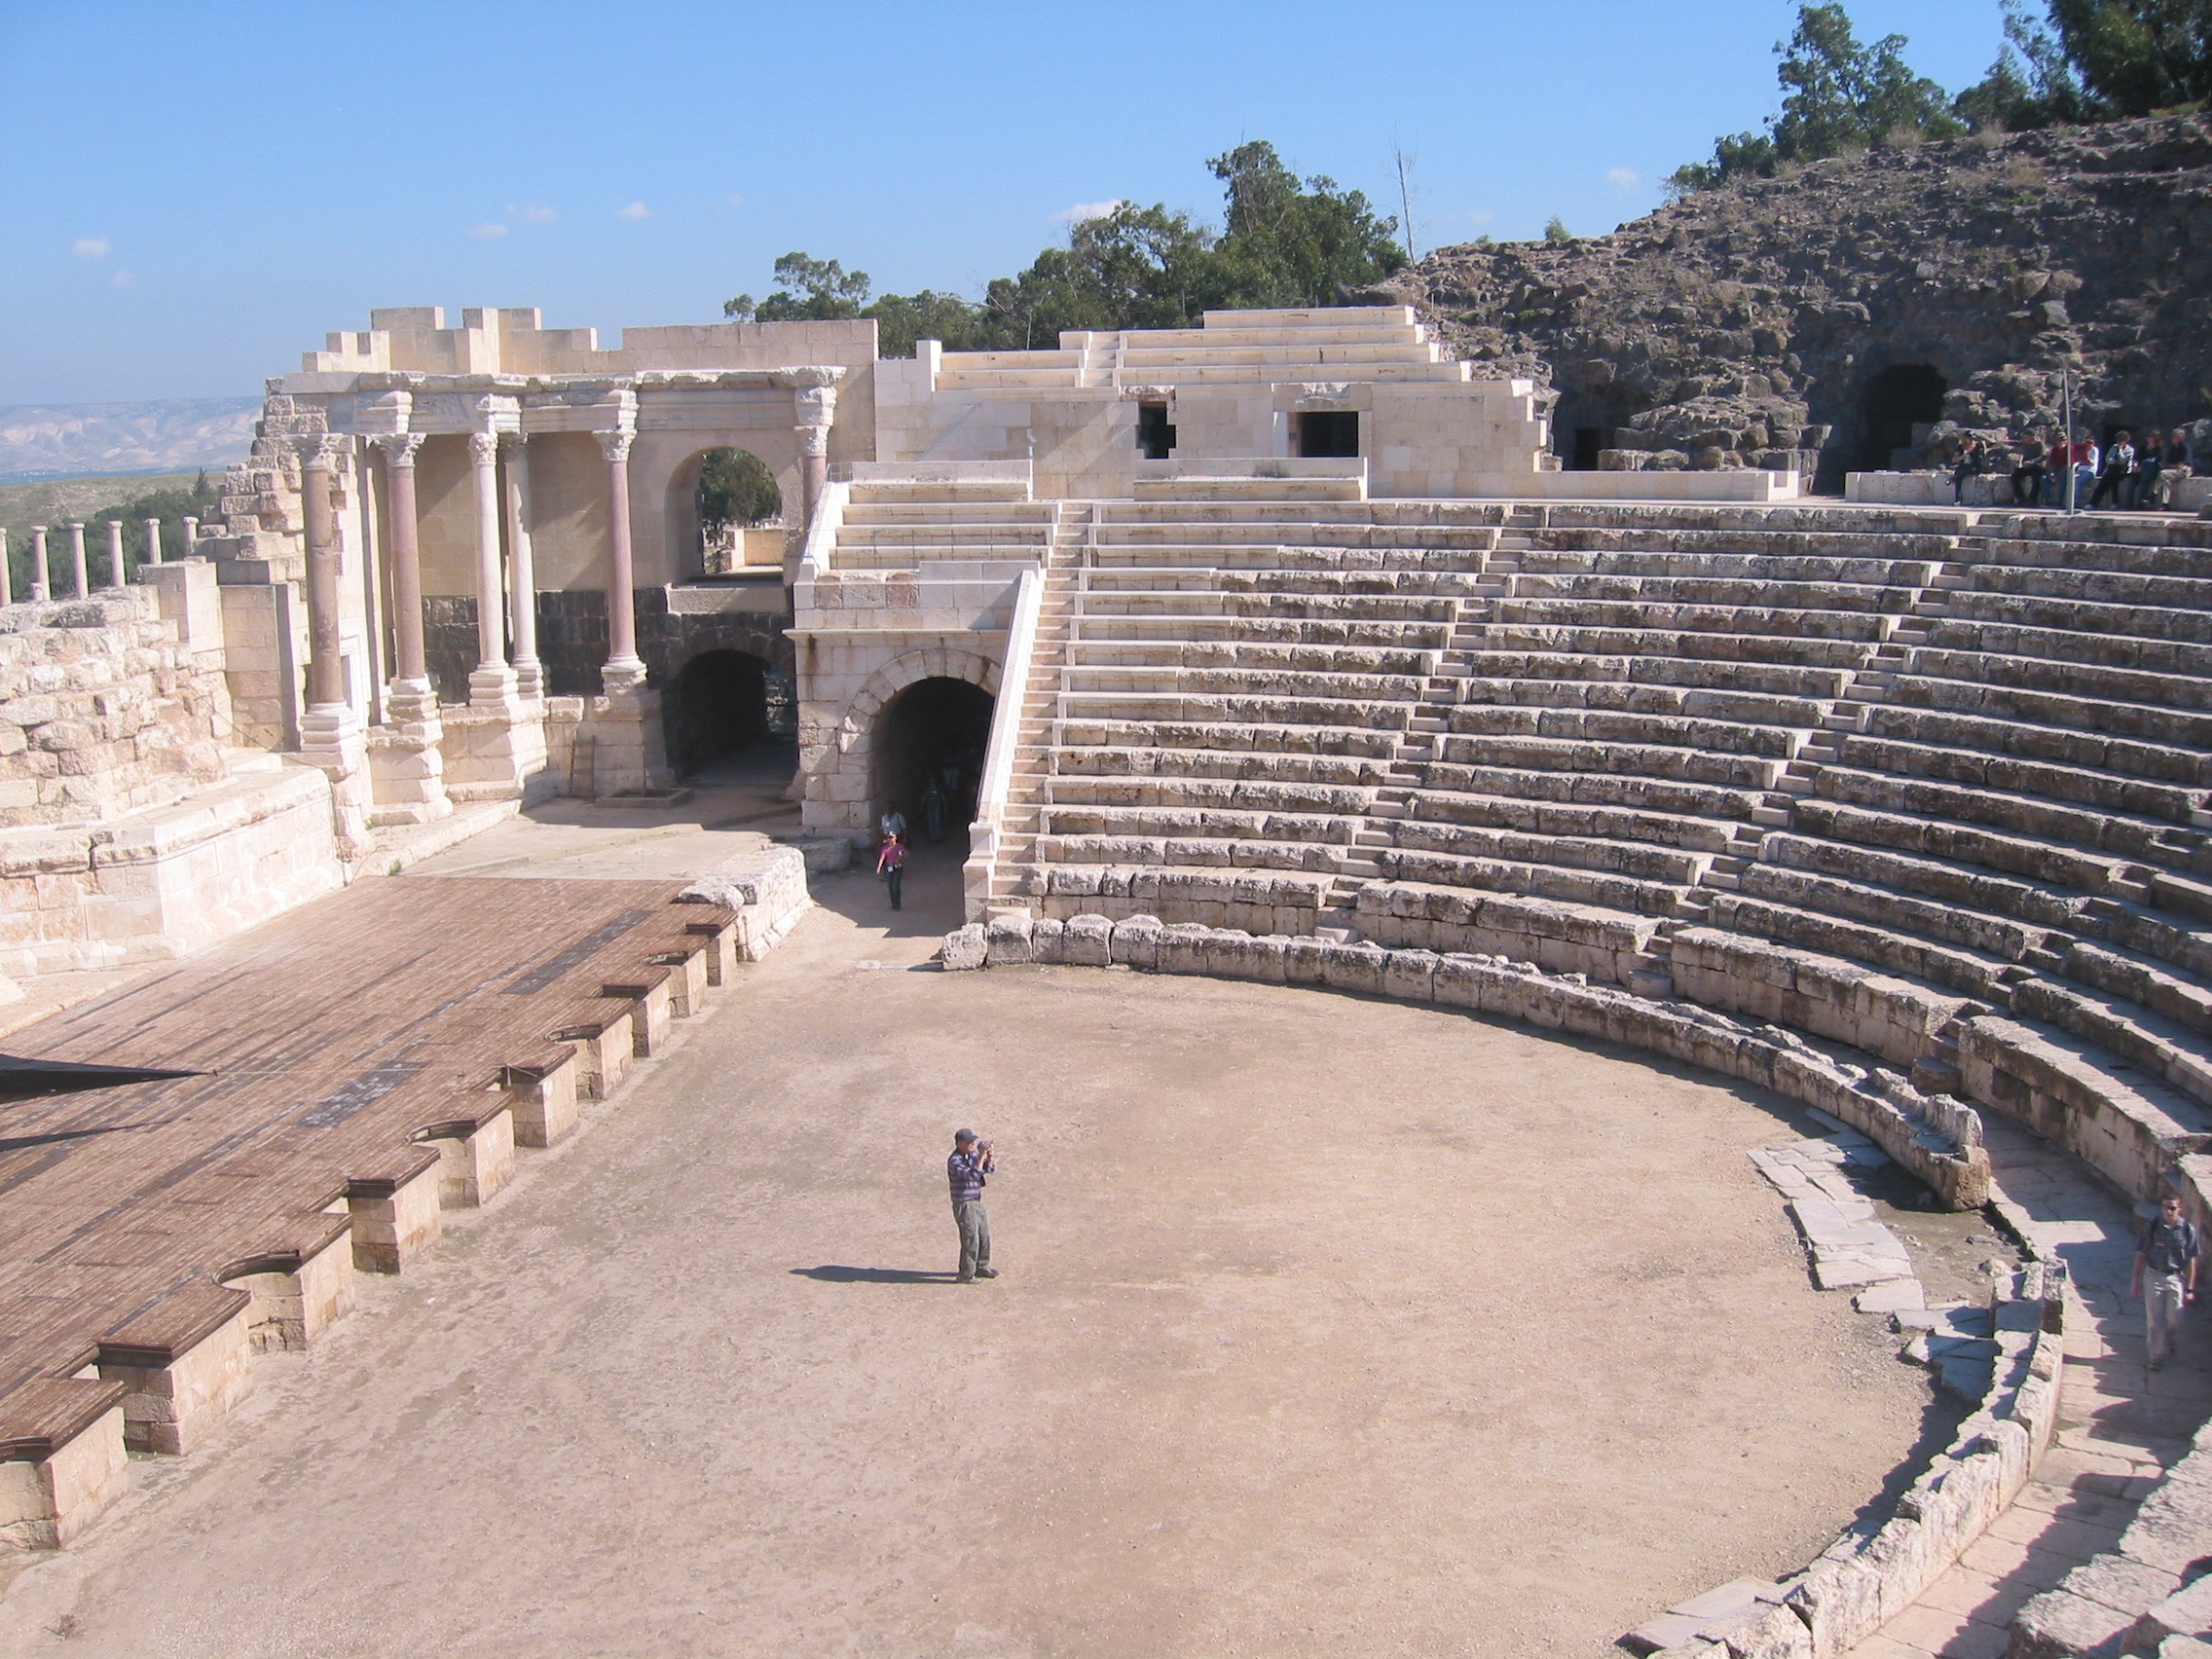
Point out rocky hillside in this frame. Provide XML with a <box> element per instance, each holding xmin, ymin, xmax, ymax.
<box><xmin>1385</xmin><ymin>113</ymin><xmax>2212</xmax><ymax>490</ymax></box>
<box><xmin>0</xmin><ymin>398</ymin><xmax>259</xmax><ymax>486</ymax></box>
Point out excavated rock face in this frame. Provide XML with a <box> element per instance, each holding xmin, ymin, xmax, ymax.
<box><xmin>1386</xmin><ymin>113</ymin><xmax>2212</xmax><ymax>491</ymax></box>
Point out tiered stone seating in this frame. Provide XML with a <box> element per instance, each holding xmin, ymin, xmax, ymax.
<box><xmin>830</xmin><ymin>496</ymin><xmax>1054</xmax><ymax>571</ymax></box>
<box><xmin>1009</xmin><ymin>500</ymin><xmax>1498</xmax><ymax>934</ymax></box>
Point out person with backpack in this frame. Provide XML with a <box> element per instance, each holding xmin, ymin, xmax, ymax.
<box><xmin>876</xmin><ymin>830</ymin><xmax>907</xmax><ymax>912</ymax></box>
<box><xmin>2133</xmin><ymin>1194</ymin><xmax>2200</xmax><ymax>1369</ymax></box>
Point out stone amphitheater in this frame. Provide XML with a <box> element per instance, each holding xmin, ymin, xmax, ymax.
<box><xmin>3</xmin><ymin>302</ymin><xmax>2212</xmax><ymax>1657</ymax></box>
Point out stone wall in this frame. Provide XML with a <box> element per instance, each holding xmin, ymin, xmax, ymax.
<box><xmin>0</xmin><ymin>587</ymin><xmax>230</xmax><ymax>830</ymax></box>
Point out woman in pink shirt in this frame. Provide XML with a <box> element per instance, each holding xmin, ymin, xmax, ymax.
<box><xmin>876</xmin><ymin>830</ymin><xmax>907</xmax><ymax>911</ymax></box>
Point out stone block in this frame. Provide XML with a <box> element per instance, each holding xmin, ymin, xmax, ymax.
<box><xmin>98</xmin><ymin>1305</ymin><xmax>254</xmax><ymax>1456</ymax></box>
<box><xmin>344</xmin><ymin>1159</ymin><xmax>443</xmax><ymax>1274</ymax></box>
<box><xmin>940</xmin><ymin>923</ymin><xmax>987</xmax><ymax>971</ymax></box>
<box><xmin>1108</xmin><ymin>914</ymin><xmax>1162</xmax><ymax>970</ymax></box>
<box><xmin>1028</xmin><ymin>915</ymin><xmax>1065</xmax><ymax>964</ymax></box>
<box><xmin>1063</xmin><ymin>913</ymin><xmax>1112</xmax><ymax>967</ymax></box>
<box><xmin>504</xmin><ymin>1053</ymin><xmax>581</xmax><ymax>1149</ymax></box>
<box><xmin>2012</xmin><ymin>1589</ymin><xmax>2137</xmax><ymax>1659</ymax></box>
<box><xmin>1382</xmin><ymin>948</ymin><xmax>1440</xmax><ymax>1003</ymax></box>
<box><xmin>984</xmin><ymin>911</ymin><xmax>1034</xmax><ymax>966</ymax></box>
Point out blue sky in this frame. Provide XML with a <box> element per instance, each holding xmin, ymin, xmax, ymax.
<box><xmin>1</xmin><ymin>0</ymin><xmax>2017</xmax><ymax>405</ymax></box>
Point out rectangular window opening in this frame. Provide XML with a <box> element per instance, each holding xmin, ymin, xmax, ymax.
<box><xmin>1136</xmin><ymin>402</ymin><xmax>1176</xmax><ymax>461</ymax></box>
<box><xmin>1295</xmin><ymin>410</ymin><xmax>1360</xmax><ymax>459</ymax></box>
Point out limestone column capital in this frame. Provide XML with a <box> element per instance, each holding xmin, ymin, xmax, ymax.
<box><xmin>292</xmin><ymin>433</ymin><xmax>352</xmax><ymax>470</ymax></box>
<box><xmin>467</xmin><ymin>430</ymin><xmax>500</xmax><ymax>466</ymax></box>
<box><xmin>595</xmin><ymin>428</ymin><xmax>636</xmax><ymax>464</ymax></box>
<box><xmin>498</xmin><ymin>430</ymin><xmax>530</xmax><ymax>458</ymax></box>
<box><xmin>372</xmin><ymin>431</ymin><xmax>425</xmax><ymax>468</ymax></box>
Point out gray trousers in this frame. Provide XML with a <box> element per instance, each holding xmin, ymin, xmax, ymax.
<box><xmin>2148</xmin><ymin>1269</ymin><xmax>2187</xmax><ymax>1360</ymax></box>
<box><xmin>954</xmin><ymin>1199</ymin><xmax>990</xmax><ymax>1280</ymax></box>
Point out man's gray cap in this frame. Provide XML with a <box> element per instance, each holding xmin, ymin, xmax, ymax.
<box><xmin>954</xmin><ymin>1127</ymin><xmax>977</xmax><ymax>1142</ymax></box>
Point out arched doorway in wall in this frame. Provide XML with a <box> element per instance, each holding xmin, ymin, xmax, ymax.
<box><xmin>1857</xmin><ymin>364</ymin><xmax>1948</xmax><ymax>473</ymax></box>
<box><xmin>665</xmin><ymin>648</ymin><xmax>793</xmax><ymax>782</ymax></box>
<box><xmin>869</xmin><ymin>677</ymin><xmax>995</xmax><ymax>839</ymax></box>
<box><xmin>669</xmin><ymin>448</ymin><xmax>784</xmax><ymax>577</ymax></box>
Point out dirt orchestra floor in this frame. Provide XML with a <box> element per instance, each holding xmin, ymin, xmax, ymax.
<box><xmin>0</xmin><ymin>835</ymin><xmax>1940</xmax><ymax>1658</ymax></box>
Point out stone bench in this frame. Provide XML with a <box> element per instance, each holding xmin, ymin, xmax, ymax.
<box><xmin>1510</xmin><ymin>572</ymin><xmax>1918</xmax><ymax>613</ymax></box>
<box><xmin>1531</xmin><ymin>524</ymin><xmax>1961</xmax><ymax>561</ymax></box>
<box><xmin>1888</xmin><ymin>670</ymin><xmax>2212</xmax><ymax>753</ymax></box>
<box><xmin>1519</xmin><ymin>546</ymin><xmax>1940</xmax><ymax>585</ymax></box>
<box><xmin>1711</xmin><ymin>889</ymin><xmax>2019</xmax><ymax>1000</ymax></box>
<box><xmin>1034</xmin><ymin>833</ymin><xmax>1355</xmax><ymax>874</ymax></box>
<box><xmin>1449</xmin><ymin>706</ymin><xmax>1802</xmax><ymax>762</ymax></box>
<box><xmin>1457</xmin><ymin>675</ymin><xmax>1829</xmax><ymax>729</ymax></box>
<box><xmin>2011</xmin><ymin>976</ymin><xmax>2212</xmax><ymax>1112</ymax></box>
<box><xmin>1864</xmin><ymin>703</ymin><xmax>2211</xmax><ymax>789</ymax></box>
<box><xmin>1051</xmin><ymin>745</ymin><xmax>1398</xmax><ymax>788</ymax></box>
<box><xmin>1084</xmin><ymin>613</ymin><xmax>1451</xmax><ymax>648</ymax></box>
<box><xmin>1962</xmin><ymin>563</ymin><xmax>2212</xmax><ymax>610</ymax></box>
<box><xmin>1944</xmin><ymin>586</ymin><xmax>2212</xmax><ymax>645</ymax></box>
<box><xmin>1494</xmin><ymin>598</ymin><xmax>1895</xmax><ymax>643</ymax></box>
<box><xmin>1463</xmin><ymin>647</ymin><xmax>1854</xmax><ymax>699</ymax></box>
<box><xmin>1068</xmin><ymin>640</ymin><xmax>1439</xmax><ymax>677</ymax></box>
<box><xmin>2062</xmin><ymin>939</ymin><xmax>2212</xmax><ymax>1047</ymax></box>
<box><xmin>1911</xmin><ymin>645</ymin><xmax>2212</xmax><ymax>715</ymax></box>
<box><xmin>1737</xmin><ymin>858</ymin><xmax>2048</xmax><ymax>963</ymax></box>
<box><xmin>1668</xmin><ymin>927</ymin><xmax>1979</xmax><ymax>1069</ymax></box>
<box><xmin>1054</xmin><ymin>717</ymin><xmax>1401</xmax><ymax>759</ymax></box>
<box><xmin>1480</xmin><ymin>621</ymin><xmax>1877</xmax><ymax>671</ymax></box>
<box><xmin>1085</xmin><ymin>590</ymin><xmax>1459</xmax><ymax>624</ymax></box>
<box><xmin>1956</xmin><ymin>534</ymin><xmax>2212</xmax><ymax>575</ymax></box>
<box><xmin>1378</xmin><ymin>844</ymin><xmax>1696</xmax><ymax>917</ymax></box>
<box><xmin>1834</xmin><ymin>733</ymin><xmax>2205</xmax><ymax>825</ymax></box>
<box><xmin>1812</xmin><ymin>764</ymin><xmax>2201</xmax><ymax>866</ymax></box>
<box><xmin>1025</xmin><ymin>865</ymin><xmax>1332</xmax><ymax>936</ymax></box>
<box><xmin>1404</xmin><ymin>787</ymin><xmax>1743</xmax><ymax>852</ymax></box>
<box><xmin>1419</xmin><ymin>757</ymin><xmax>1767</xmax><ymax>819</ymax></box>
<box><xmin>1057</xmin><ymin>690</ymin><xmax>1417</xmax><ymax>730</ymax></box>
<box><xmin>1760</xmin><ymin>830</ymin><xmax>2085</xmax><ymax>934</ymax></box>
<box><xmin>1351</xmin><ymin>878</ymin><xmax>1666</xmax><ymax>980</ymax></box>
<box><xmin>1062</xmin><ymin>665</ymin><xmax>1431</xmax><ymax>702</ymax></box>
<box><xmin>1788</xmin><ymin>795</ymin><xmax>2136</xmax><ymax>896</ymax></box>
<box><xmin>1092</xmin><ymin>524</ymin><xmax>1495</xmax><ymax>551</ymax></box>
<box><xmin>1042</xmin><ymin>773</ymin><xmax>1378</xmax><ymax>815</ymax></box>
<box><xmin>1925</xmin><ymin>613</ymin><xmax>2212</xmax><ymax>678</ymax></box>
<box><xmin>1391</xmin><ymin>817</ymin><xmax>1714</xmax><ymax>883</ymax></box>
<box><xmin>1039</xmin><ymin>803</ymin><xmax>1360</xmax><ymax>843</ymax></box>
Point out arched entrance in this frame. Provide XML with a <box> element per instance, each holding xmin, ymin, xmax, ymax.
<box><xmin>669</xmin><ymin>448</ymin><xmax>784</xmax><ymax>576</ymax></box>
<box><xmin>666</xmin><ymin>649</ymin><xmax>777</xmax><ymax>777</ymax></box>
<box><xmin>870</xmin><ymin>677</ymin><xmax>994</xmax><ymax>839</ymax></box>
<box><xmin>1857</xmin><ymin>364</ymin><xmax>1947</xmax><ymax>473</ymax></box>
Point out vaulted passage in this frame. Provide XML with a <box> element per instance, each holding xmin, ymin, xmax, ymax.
<box><xmin>871</xmin><ymin>677</ymin><xmax>993</xmax><ymax>837</ymax></box>
<box><xmin>1858</xmin><ymin>363</ymin><xmax>1947</xmax><ymax>473</ymax></box>
<box><xmin>666</xmin><ymin>649</ymin><xmax>772</xmax><ymax>776</ymax></box>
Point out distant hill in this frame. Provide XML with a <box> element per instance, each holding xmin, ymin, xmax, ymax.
<box><xmin>0</xmin><ymin>398</ymin><xmax>260</xmax><ymax>486</ymax></box>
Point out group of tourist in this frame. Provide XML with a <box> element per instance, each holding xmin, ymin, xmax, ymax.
<box><xmin>1949</xmin><ymin>426</ymin><xmax>2202</xmax><ymax>509</ymax></box>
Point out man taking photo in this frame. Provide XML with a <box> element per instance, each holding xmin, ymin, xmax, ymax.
<box><xmin>948</xmin><ymin>1128</ymin><xmax>997</xmax><ymax>1283</ymax></box>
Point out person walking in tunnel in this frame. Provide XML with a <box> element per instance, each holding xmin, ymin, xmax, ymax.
<box><xmin>923</xmin><ymin>779</ymin><xmax>945</xmax><ymax>845</ymax></box>
<box><xmin>876</xmin><ymin>829</ymin><xmax>906</xmax><ymax>911</ymax></box>
<box><xmin>947</xmin><ymin>1128</ymin><xmax>996</xmax><ymax>1282</ymax></box>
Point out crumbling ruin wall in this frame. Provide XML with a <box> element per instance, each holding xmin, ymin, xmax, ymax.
<box><xmin>1388</xmin><ymin>113</ymin><xmax>2212</xmax><ymax>490</ymax></box>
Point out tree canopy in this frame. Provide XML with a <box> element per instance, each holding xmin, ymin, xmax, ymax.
<box><xmin>1672</xmin><ymin>1</ymin><xmax>2212</xmax><ymax>197</ymax></box>
<box><xmin>722</xmin><ymin>140</ymin><xmax>1403</xmax><ymax>357</ymax></box>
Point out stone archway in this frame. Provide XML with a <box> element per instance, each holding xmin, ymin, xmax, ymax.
<box><xmin>800</xmin><ymin>645</ymin><xmax>1002</xmax><ymax>838</ymax></box>
<box><xmin>1857</xmin><ymin>363</ymin><xmax>1948</xmax><ymax>473</ymax></box>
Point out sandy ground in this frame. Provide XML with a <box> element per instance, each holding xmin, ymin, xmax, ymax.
<box><xmin>0</xmin><ymin>808</ymin><xmax>1943</xmax><ymax>1658</ymax></box>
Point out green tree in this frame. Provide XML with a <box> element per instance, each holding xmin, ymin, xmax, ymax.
<box><xmin>1671</xmin><ymin>4</ymin><xmax>1963</xmax><ymax>194</ymax></box>
<box><xmin>1544</xmin><ymin>216</ymin><xmax>1573</xmax><ymax>241</ymax></box>
<box><xmin>1960</xmin><ymin>0</ymin><xmax>2212</xmax><ymax>123</ymax></box>
<box><xmin>720</xmin><ymin>139</ymin><xmax>1402</xmax><ymax>356</ymax></box>
<box><xmin>697</xmin><ymin>449</ymin><xmax>781</xmax><ymax>529</ymax></box>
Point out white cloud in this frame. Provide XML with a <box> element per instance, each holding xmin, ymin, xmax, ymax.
<box><xmin>515</xmin><ymin>203</ymin><xmax>559</xmax><ymax>223</ymax></box>
<box><xmin>109</xmin><ymin>270</ymin><xmax>134</xmax><ymax>288</ymax></box>
<box><xmin>722</xmin><ymin>192</ymin><xmax>744</xmax><ymax>209</ymax></box>
<box><xmin>1605</xmin><ymin>167</ymin><xmax>1642</xmax><ymax>193</ymax></box>
<box><xmin>1052</xmin><ymin>199</ymin><xmax>1124</xmax><ymax>224</ymax></box>
<box><xmin>71</xmin><ymin>237</ymin><xmax>111</xmax><ymax>259</ymax></box>
<box><xmin>466</xmin><ymin>221</ymin><xmax>509</xmax><ymax>240</ymax></box>
<box><xmin>1467</xmin><ymin>209</ymin><xmax>1495</xmax><ymax>225</ymax></box>
<box><xmin>616</xmin><ymin>201</ymin><xmax>653</xmax><ymax>222</ymax></box>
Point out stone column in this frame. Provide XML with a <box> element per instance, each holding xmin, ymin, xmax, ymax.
<box><xmin>499</xmin><ymin>432</ymin><xmax>542</xmax><ymax>700</ymax></box>
<box><xmin>293</xmin><ymin>436</ymin><xmax>372</xmax><ymax>860</ymax></box>
<box><xmin>785</xmin><ymin>369</ymin><xmax>841</xmax><ymax>529</ymax></box>
<box><xmin>586</xmin><ymin>427</ymin><xmax>670</xmax><ymax>794</ymax></box>
<box><xmin>67</xmin><ymin>523</ymin><xmax>88</xmax><ymax>599</ymax></box>
<box><xmin>0</xmin><ymin>531</ymin><xmax>11</xmax><ymax>607</ymax></box>
<box><xmin>365</xmin><ymin>433</ymin><xmax>450</xmax><ymax>827</ymax></box>
<box><xmin>466</xmin><ymin>430</ymin><xmax>517</xmax><ymax>707</ymax></box>
<box><xmin>144</xmin><ymin>517</ymin><xmax>164</xmax><ymax>567</ymax></box>
<box><xmin>597</xmin><ymin>429</ymin><xmax>645</xmax><ymax>692</ymax></box>
<box><xmin>181</xmin><ymin>516</ymin><xmax>198</xmax><ymax>555</ymax></box>
<box><xmin>104</xmin><ymin>521</ymin><xmax>125</xmax><ymax>589</ymax></box>
<box><xmin>29</xmin><ymin>527</ymin><xmax>50</xmax><ymax>602</ymax></box>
